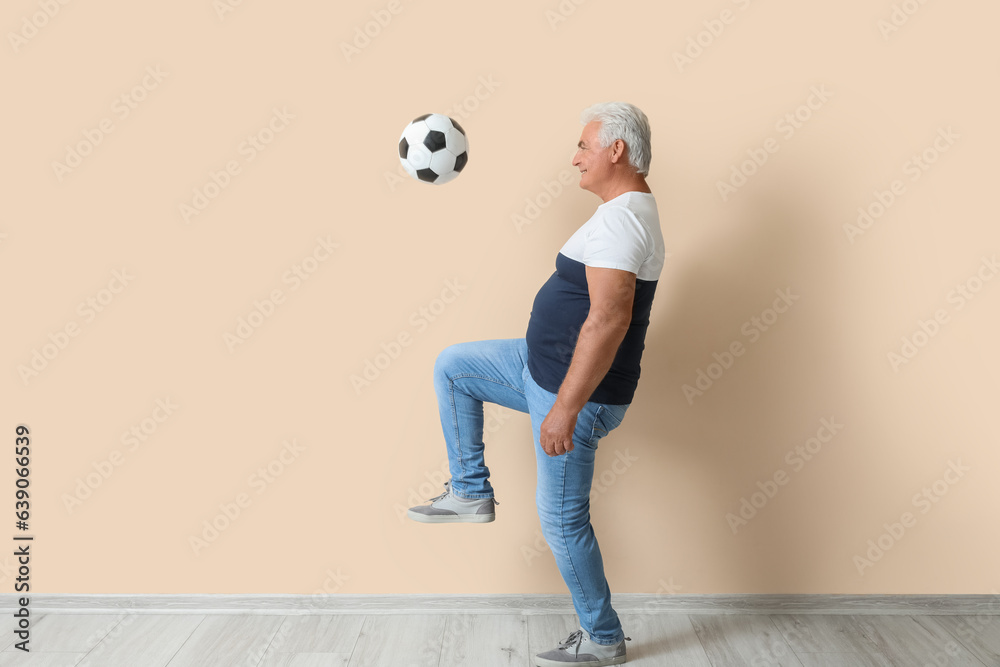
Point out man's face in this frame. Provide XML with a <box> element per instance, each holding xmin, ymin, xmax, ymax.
<box><xmin>571</xmin><ymin>120</ymin><xmax>610</xmax><ymax>192</ymax></box>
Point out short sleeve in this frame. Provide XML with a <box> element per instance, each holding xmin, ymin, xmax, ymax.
<box><xmin>582</xmin><ymin>206</ymin><xmax>652</xmax><ymax>274</ymax></box>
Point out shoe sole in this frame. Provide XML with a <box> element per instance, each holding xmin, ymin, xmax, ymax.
<box><xmin>406</xmin><ymin>510</ymin><xmax>495</xmax><ymax>523</ymax></box>
<box><xmin>535</xmin><ymin>654</ymin><xmax>625</xmax><ymax>666</ymax></box>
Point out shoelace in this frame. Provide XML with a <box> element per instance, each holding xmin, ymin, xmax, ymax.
<box><xmin>430</xmin><ymin>481</ymin><xmax>500</xmax><ymax>506</ymax></box>
<box><xmin>558</xmin><ymin>629</ymin><xmax>585</xmax><ymax>654</ymax></box>
<box><xmin>558</xmin><ymin>629</ymin><xmax>631</xmax><ymax>656</ymax></box>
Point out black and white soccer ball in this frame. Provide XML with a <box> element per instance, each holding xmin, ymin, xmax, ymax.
<box><xmin>398</xmin><ymin>113</ymin><xmax>468</xmax><ymax>185</ymax></box>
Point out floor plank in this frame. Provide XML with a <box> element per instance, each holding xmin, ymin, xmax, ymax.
<box><xmin>0</xmin><ymin>654</ymin><xmax>88</xmax><ymax>667</ymax></box>
<box><xmin>688</xmin><ymin>614</ymin><xmax>805</xmax><ymax>667</ymax></box>
<box><xmin>75</xmin><ymin>614</ymin><xmax>204</xmax><ymax>667</ymax></box>
<box><xmin>346</xmin><ymin>614</ymin><xmax>447</xmax><ymax>667</ymax></box>
<box><xmin>260</xmin><ymin>615</ymin><xmax>365</xmax><ymax>655</ymax></box>
<box><xmin>768</xmin><ymin>614</ymin><xmax>890</xmax><ymax>659</ymax></box>
<box><xmin>850</xmin><ymin>615</ymin><xmax>989</xmax><ymax>666</ymax></box>
<box><xmin>258</xmin><ymin>653</ymin><xmax>353</xmax><ymax>667</ymax></box>
<box><xmin>794</xmin><ymin>653</ymin><xmax>896</xmax><ymax>667</ymax></box>
<box><xmin>0</xmin><ymin>613</ymin><xmax>46</xmax><ymax>652</ymax></box>
<box><xmin>163</xmin><ymin>614</ymin><xmax>286</xmax><ymax>667</ymax></box>
<box><xmin>912</xmin><ymin>616</ymin><xmax>1000</xmax><ymax>667</ymax></box>
<box><xmin>616</xmin><ymin>613</ymin><xmax>714</xmax><ymax>665</ymax></box>
<box><xmin>437</xmin><ymin>613</ymin><xmax>529</xmax><ymax>666</ymax></box>
<box><xmin>0</xmin><ymin>614</ymin><xmax>124</xmax><ymax>654</ymax></box>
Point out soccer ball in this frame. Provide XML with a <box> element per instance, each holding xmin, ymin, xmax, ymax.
<box><xmin>398</xmin><ymin>113</ymin><xmax>468</xmax><ymax>185</ymax></box>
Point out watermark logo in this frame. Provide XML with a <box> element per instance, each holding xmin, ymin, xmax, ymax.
<box><xmin>716</xmin><ymin>86</ymin><xmax>833</xmax><ymax>202</ymax></box>
<box><xmin>17</xmin><ymin>268</ymin><xmax>134</xmax><ymax>386</ymax></box>
<box><xmin>51</xmin><ymin>65</ymin><xmax>168</xmax><ymax>182</ymax></box>
<box><xmin>877</xmin><ymin>0</ymin><xmax>933</xmax><ymax>40</ymax></box>
<box><xmin>340</xmin><ymin>0</ymin><xmax>404</xmax><ymax>63</ymax></box>
<box><xmin>189</xmin><ymin>438</ymin><xmax>306</xmax><ymax>557</ymax></box>
<box><xmin>853</xmin><ymin>459</ymin><xmax>970</xmax><ymax>576</ymax></box>
<box><xmin>350</xmin><ymin>278</ymin><xmax>468</xmax><ymax>394</ymax></box>
<box><xmin>224</xmin><ymin>235</ymin><xmax>339</xmax><ymax>352</ymax></box>
<box><xmin>179</xmin><ymin>107</ymin><xmax>294</xmax><ymax>223</ymax></box>
<box><xmin>8</xmin><ymin>0</ymin><xmax>74</xmax><ymax>54</ymax></box>
<box><xmin>673</xmin><ymin>0</ymin><xmax>756</xmax><ymax>72</ymax></box>
<box><xmin>844</xmin><ymin>126</ymin><xmax>958</xmax><ymax>244</ymax></box>
<box><xmin>682</xmin><ymin>287</ymin><xmax>800</xmax><ymax>405</ymax></box>
<box><xmin>887</xmin><ymin>254</ymin><xmax>997</xmax><ymax>372</ymax></box>
<box><xmin>726</xmin><ymin>417</ymin><xmax>844</xmax><ymax>535</ymax></box>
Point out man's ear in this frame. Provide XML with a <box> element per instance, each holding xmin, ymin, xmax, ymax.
<box><xmin>611</xmin><ymin>139</ymin><xmax>626</xmax><ymax>164</ymax></box>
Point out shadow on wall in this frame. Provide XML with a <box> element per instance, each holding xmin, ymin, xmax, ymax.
<box><xmin>592</xmin><ymin>151</ymin><xmax>859</xmax><ymax>593</ymax></box>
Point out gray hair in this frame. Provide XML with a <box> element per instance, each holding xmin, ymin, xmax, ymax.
<box><xmin>579</xmin><ymin>102</ymin><xmax>652</xmax><ymax>176</ymax></box>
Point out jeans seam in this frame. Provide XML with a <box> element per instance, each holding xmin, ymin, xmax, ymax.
<box><xmin>446</xmin><ymin>372</ymin><xmax>526</xmax><ymax>499</ymax></box>
<box><xmin>558</xmin><ymin>454</ymin><xmax>594</xmax><ymax>628</ymax></box>
<box><xmin>591</xmin><ymin>406</ymin><xmax>606</xmax><ymax>440</ymax></box>
<box><xmin>449</xmin><ymin>372</ymin><xmax>526</xmax><ymax>396</ymax></box>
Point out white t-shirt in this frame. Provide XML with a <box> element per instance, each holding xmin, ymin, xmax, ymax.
<box><xmin>558</xmin><ymin>191</ymin><xmax>664</xmax><ymax>280</ymax></box>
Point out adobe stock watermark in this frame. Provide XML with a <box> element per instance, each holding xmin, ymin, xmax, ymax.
<box><xmin>641</xmin><ymin>576</ymin><xmax>684</xmax><ymax>611</ymax></box>
<box><xmin>682</xmin><ymin>287</ymin><xmax>800</xmax><ymax>405</ymax></box>
<box><xmin>887</xmin><ymin>254</ymin><xmax>998</xmax><ymax>372</ymax></box>
<box><xmin>75</xmin><ymin>599</ymin><xmax>140</xmax><ymax>667</ymax></box>
<box><xmin>853</xmin><ymin>458</ymin><xmax>970</xmax><ymax>576</ymax></box>
<box><xmin>726</xmin><ymin>417</ymin><xmax>844</xmax><ymax>535</ymax></box>
<box><xmin>243</xmin><ymin>618</ymin><xmax>294</xmax><ymax>667</ymax></box>
<box><xmin>385</xmin><ymin>75</ymin><xmax>501</xmax><ymax>192</ymax></box>
<box><xmin>396</xmin><ymin>404</ymin><xmax>513</xmax><ymax>523</ymax></box>
<box><xmin>340</xmin><ymin>0</ymin><xmax>405</xmax><ymax>63</ymax></box>
<box><xmin>188</xmin><ymin>438</ymin><xmax>306</xmax><ymax>557</ymax></box>
<box><xmin>716</xmin><ymin>85</ymin><xmax>833</xmax><ymax>202</ymax></box>
<box><xmin>877</xmin><ymin>0</ymin><xmax>933</xmax><ymax>41</ymax></box>
<box><xmin>213</xmin><ymin>0</ymin><xmax>250</xmax><ymax>21</ymax></box>
<box><xmin>179</xmin><ymin>106</ymin><xmax>295</xmax><ymax>223</ymax></box>
<box><xmin>511</xmin><ymin>167</ymin><xmax>577</xmax><ymax>233</ymax></box>
<box><xmin>521</xmin><ymin>447</ymin><xmax>638</xmax><ymax>566</ymax></box>
<box><xmin>673</xmin><ymin>0</ymin><xmax>756</xmax><ymax>72</ymax></box>
<box><xmin>61</xmin><ymin>398</ymin><xmax>179</xmax><ymax>514</ymax></box>
<box><xmin>545</xmin><ymin>0</ymin><xmax>589</xmax><ymax>31</ymax></box>
<box><xmin>749</xmin><ymin>623</ymin><xmax>811</xmax><ymax>667</ymax></box>
<box><xmin>844</xmin><ymin>126</ymin><xmax>958</xmax><ymax>243</ymax></box>
<box><xmin>7</xmin><ymin>0</ymin><xmax>73</xmax><ymax>54</ymax></box>
<box><xmin>16</xmin><ymin>268</ymin><xmax>134</xmax><ymax>386</ymax></box>
<box><xmin>51</xmin><ymin>65</ymin><xmax>168</xmax><ymax>183</ymax></box>
<box><xmin>418</xmin><ymin>614</ymin><xmax>475</xmax><ymax>664</ymax></box>
<box><xmin>350</xmin><ymin>277</ymin><xmax>469</xmax><ymax>395</ymax></box>
<box><xmin>224</xmin><ymin>235</ymin><xmax>340</xmax><ymax>352</ymax></box>
<box><xmin>312</xmin><ymin>566</ymin><xmax>351</xmax><ymax>597</ymax></box>
<box><xmin>920</xmin><ymin>590</ymin><xmax>1000</xmax><ymax>667</ymax></box>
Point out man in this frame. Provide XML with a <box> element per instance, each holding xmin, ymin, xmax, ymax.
<box><xmin>408</xmin><ymin>101</ymin><xmax>664</xmax><ymax>666</ymax></box>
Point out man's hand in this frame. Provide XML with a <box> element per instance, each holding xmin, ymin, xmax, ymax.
<box><xmin>540</xmin><ymin>404</ymin><xmax>579</xmax><ymax>456</ymax></box>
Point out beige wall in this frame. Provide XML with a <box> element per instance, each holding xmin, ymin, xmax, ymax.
<box><xmin>4</xmin><ymin>0</ymin><xmax>998</xmax><ymax>595</ymax></box>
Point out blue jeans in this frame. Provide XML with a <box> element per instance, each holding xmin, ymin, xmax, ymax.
<box><xmin>433</xmin><ymin>337</ymin><xmax>630</xmax><ymax>645</ymax></box>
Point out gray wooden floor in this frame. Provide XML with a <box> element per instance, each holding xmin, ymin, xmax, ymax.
<box><xmin>2</xmin><ymin>611</ymin><xmax>998</xmax><ymax>666</ymax></box>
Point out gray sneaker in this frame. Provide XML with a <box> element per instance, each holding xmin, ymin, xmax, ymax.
<box><xmin>407</xmin><ymin>480</ymin><xmax>499</xmax><ymax>523</ymax></box>
<box><xmin>535</xmin><ymin>627</ymin><xmax>631</xmax><ymax>666</ymax></box>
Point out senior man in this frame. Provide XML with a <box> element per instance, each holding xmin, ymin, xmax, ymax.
<box><xmin>409</xmin><ymin>101</ymin><xmax>664</xmax><ymax>666</ymax></box>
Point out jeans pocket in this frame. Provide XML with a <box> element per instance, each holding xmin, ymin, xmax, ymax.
<box><xmin>589</xmin><ymin>404</ymin><xmax>628</xmax><ymax>444</ymax></box>
<box><xmin>598</xmin><ymin>404</ymin><xmax>627</xmax><ymax>432</ymax></box>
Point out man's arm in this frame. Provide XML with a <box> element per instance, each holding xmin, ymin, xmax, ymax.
<box><xmin>539</xmin><ymin>265</ymin><xmax>635</xmax><ymax>456</ymax></box>
<box><xmin>554</xmin><ymin>265</ymin><xmax>635</xmax><ymax>413</ymax></box>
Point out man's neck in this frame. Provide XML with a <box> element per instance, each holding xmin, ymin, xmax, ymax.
<box><xmin>597</xmin><ymin>177</ymin><xmax>652</xmax><ymax>203</ymax></box>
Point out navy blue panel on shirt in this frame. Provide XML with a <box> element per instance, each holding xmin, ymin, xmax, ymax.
<box><xmin>525</xmin><ymin>251</ymin><xmax>657</xmax><ymax>405</ymax></box>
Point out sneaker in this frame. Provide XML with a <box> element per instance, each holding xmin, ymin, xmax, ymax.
<box><xmin>535</xmin><ymin>627</ymin><xmax>631</xmax><ymax>666</ymax></box>
<box><xmin>406</xmin><ymin>480</ymin><xmax>499</xmax><ymax>523</ymax></box>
